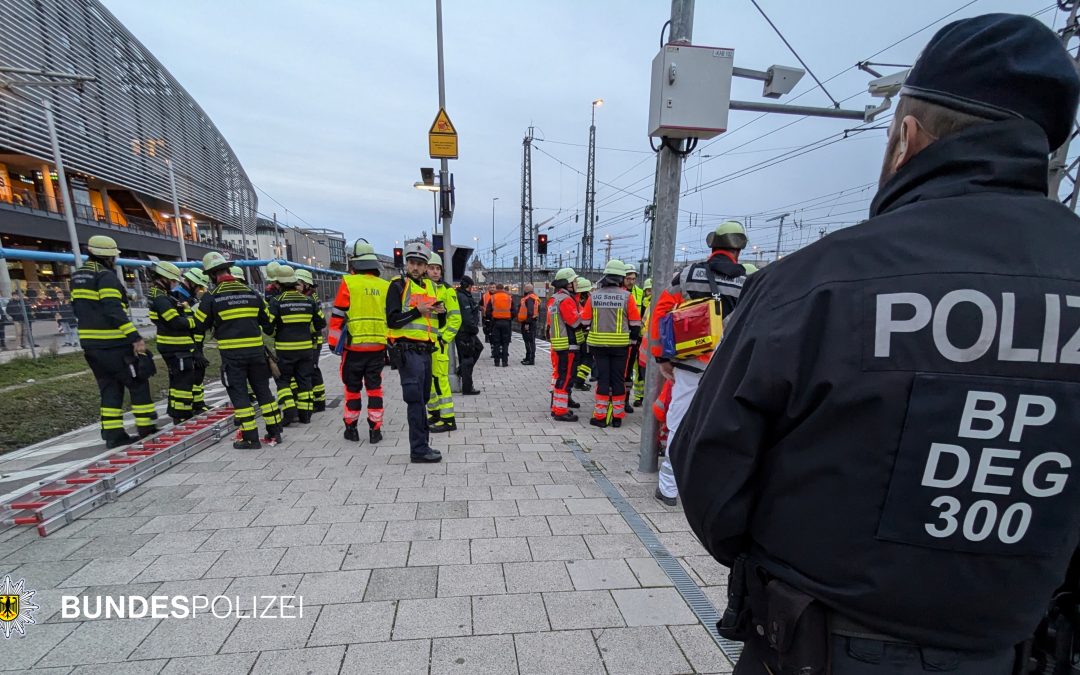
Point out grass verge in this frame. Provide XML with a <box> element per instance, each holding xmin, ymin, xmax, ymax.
<box><xmin>0</xmin><ymin>343</ymin><xmax>222</xmax><ymax>454</ymax></box>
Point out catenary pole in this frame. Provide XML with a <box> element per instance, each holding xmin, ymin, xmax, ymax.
<box><xmin>638</xmin><ymin>0</ymin><xmax>694</xmax><ymax>473</ymax></box>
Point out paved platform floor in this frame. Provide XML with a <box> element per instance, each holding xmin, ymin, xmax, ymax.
<box><xmin>0</xmin><ymin>337</ymin><xmax>735</xmax><ymax>674</ymax></box>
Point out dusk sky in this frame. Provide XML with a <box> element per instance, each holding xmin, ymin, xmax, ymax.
<box><xmin>103</xmin><ymin>0</ymin><xmax>1061</xmax><ymax>267</ymax></box>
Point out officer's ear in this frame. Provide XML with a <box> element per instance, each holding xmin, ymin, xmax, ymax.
<box><xmin>893</xmin><ymin>115</ymin><xmax>933</xmax><ymax>172</ymax></box>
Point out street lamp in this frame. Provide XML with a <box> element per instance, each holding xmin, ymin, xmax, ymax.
<box><xmin>491</xmin><ymin>197</ymin><xmax>499</xmax><ymax>267</ymax></box>
<box><xmin>413</xmin><ymin>179</ymin><xmax>440</xmax><ymax>232</ymax></box>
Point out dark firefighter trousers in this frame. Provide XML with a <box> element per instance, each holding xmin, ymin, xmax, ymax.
<box><xmin>397</xmin><ymin>344</ymin><xmax>435</xmax><ymax>457</ymax></box>
<box><xmin>221</xmin><ymin>351</ymin><xmax>282</xmax><ymax>442</ymax></box>
<box><xmin>312</xmin><ymin>344</ymin><xmax>326</xmax><ymax>408</ymax></box>
<box><xmin>592</xmin><ymin>346</ymin><xmax>628</xmax><ymax>421</ymax></box>
<box><xmin>521</xmin><ymin>319</ymin><xmax>537</xmax><ymax>362</ymax></box>
<box><xmin>491</xmin><ymin>319</ymin><xmax>512</xmax><ymax>363</ymax></box>
<box><xmin>275</xmin><ymin>349</ymin><xmax>315</xmax><ymax>424</ymax></box>
<box><xmin>162</xmin><ymin>351</ymin><xmax>198</xmax><ymax>422</ymax></box>
<box><xmin>341</xmin><ymin>349</ymin><xmax>385</xmax><ymax>429</ymax></box>
<box><xmin>84</xmin><ymin>346</ymin><xmax>157</xmax><ymax>442</ymax></box>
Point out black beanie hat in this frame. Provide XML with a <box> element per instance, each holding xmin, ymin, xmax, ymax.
<box><xmin>901</xmin><ymin>13</ymin><xmax>1080</xmax><ymax>150</ymax></box>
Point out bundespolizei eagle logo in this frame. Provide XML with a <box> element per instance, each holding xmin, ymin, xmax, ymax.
<box><xmin>0</xmin><ymin>576</ymin><xmax>38</xmax><ymax>638</ymax></box>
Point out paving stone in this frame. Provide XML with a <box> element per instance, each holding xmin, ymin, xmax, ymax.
<box><xmin>307</xmin><ymin>504</ymin><xmax>368</xmax><ymax>523</ymax></box>
<box><xmin>393</xmin><ymin>596</ymin><xmax>471</xmax><ymax>639</ymax></box>
<box><xmin>508</xmin><ymin>472</ymin><xmax>554</xmax><ymax>486</ymax></box>
<box><xmin>564</xmin><ymin>497</ymin><xmax>617</xmax><ymax>515</ymax></box>
<box><xmin>431</xmin><ymin>634</ymin><xmax>517</xmax><ymax>674</ymax></box>
<box><xmin>307</xmin><ymin>600</ymin><xmax>396</xmax><ymax>645</ymax></box>
<box><xmin>364</xmin><ymin>565</ymin><xmax>437</xmax><ymax>601</ymax></box>
<box><xmin>382</xmin><ymin>519</ymin><xmax>442</xmax><ymax>542</ymax></box>
<box><xmin>132</xmin><ymin>514</ymin><xmax>207</xmax><ymax>534</ymax></box>
<box><xmin>528</xmin><ymin>535</ymin><xmax>592</xmax><ymax>561</ymax></box>
<box><xmin>343</xmin><ymin>542</ymin><xmax>410</xmax><ymax>569</ymax></box>
<box><xmin>396</xmin><ymin>486</ymin><xmax>446</xmax><ymax>502</ymax></box>
<box><xmin>547</xmin><ymin>514</ymin><xmax>608</xmax><ymax>535</ymax></box>
<box><xmin>516</xmin><ymin>499</ymin><xmax>570</xmax><ymax>516</ymax></box>
<box><xmin>37</xmin><ymin>618</ymin><xmax>158</xmax><ymax>667</ymax></box>
<box><xmin>341</xmin><ymin>639</ymin><xmax>431</xmax><ymax>675</ymax></box>
<box><xmin>490</xmin><ymin>485</ymin><xmax>538</xmax><ymax>501</ymax></box>
<box><xmin>472</xmin><ymin>592</ymin><xmax>548</xmax><ymax>634</ymax></box>
<box><xmin>515</xmin><ymin>629</ymin><xmax>605</xmax><ymax>675</ymax></box>
<box><xmin>440</xmin><ymin>517</ymin><xmax>495</xmax><ymax>540</ymax></box>
<box><xmin>535</xmin><ymin>484</ymin><xmax>585</xmax><ymax>499</ymax></box>
<box><xmin>188</xmin><ymin>510</ymin><xmax>257</xmax><ymax>530</ymax></box>
<box><xmin>131</xmin><ymin>531</ymin><xmax>213</xmax><ymax>557</ymax></box>
<box><xmin>344</xmin><ymin>487</ymin><xmax>399</xmax><ymax>505</ymax></box>
<box><xmin>152</xmin><ymin>577</ymin><xmax>231</xmax><ymax>604</ymax></box>
<box><xmin>408</xmin><ymin>539</ymin><xmax>471</xmax><ymax>566</ymax></box>
<box><xmin>63</xmin><ymin>534</ymin><xmax>155</xmax><ymax>559</ymax></box>
<box><xmin>470</xmin><ymin>537</ymin><xmax>532</xmax><ymax>564</ymax></box>
<box><xmin>160</xmin><ymin>653</ymin><xmax>258</xmax><ymax>675</ymax></box>
<box><xmin>494</xmin><ymin>515</ymin><xmax>551</xmax><ymax>538</ymax></box>
<box><xmin>543</xmin><ymin>590</ymin><xmax>625</xmax><ymax>630</ymax></box>
<box><xmin>443</xmin><ymin>486</ymin><xmax>491</xmax><ymax>501</ymax></box>
<box><xmin>2</xmin><ymin>537</ymin><xmax>91</xmax><ymax>563</ymax></box>
<box><xmin>503</xmin><ymin>560</ymin><xmax>573</xmax><ymax>594</ymax></box>
<box><xmin>249</xmin><ymin>506</ymin><xmax>313</xmax><ymax>527</ymax></box>
<box><xmin>437</xmin><ymin>563</ymin><xmax>504</xmax><ymax>597</ymax></box>
<box><xmin>595</xmin><ymin>626</ymin><xmax>692</xmax><ymax>675</ymax></box>
<box><xmin>294</xmin><ymin>490</ymin><xmax>351</xmax><ymax>507</ymax></box>
<box><xmin>129</xmin><ymin>612</ymin><xmax>237</xmax><ymax>659</ymax></box>
<box><xmin>467</xmin><ymin>499</ymin><xmax>518</xmax><ymax>517</ymax></box>
<box><xmin>204</xmin><ymin>547</ymin><xmax>285</xmax><ymax>578</ymax></box>
<box><xmin>252</xmin><ymin>645</ymin><xmax>345</xmax><ymax>674</ymax></box>
<box><xmin>186</xmin><ymin>495</ymin><xmax>251</xmax><ymax>513</ymax></box>
<box><xmin>684</xmin><ymin>554</ymin><xmax>732</xmax><ymax>586</ymax></box>
<box><xmin>197</xmin><ymin>527</ymin><xmax>270</xmax><ymax>551</ymax></box>
<box><xmin>57</xmin><ymin>557</ymin><xmax>154</xmax><ymax>587</ymax></box>
<box><xmin>68</xmin><ymin>660</ymin><xmax>168</xmax><ymax>674</ymax></box>
<box><xmin>262</xmin><ymin>523</ymin><xmax>330</xmax><ymax>548</ymax></box>
<box><xmin>584</xmin><ymin>533</ymin><xmax>650</xmax><ymax>559</ymax></box>
<box><xmin>597</xmin><ymin>513</ymin><xmax>633</xmax><ymax>534</ymax></box>
<box><xmin>295</xmin><ymin>569</ymin><xmax>371</xmax><ymax>605</ymax></box>
<box><xmin>362</xmin><ymin>502</ymin><xmax>418</xmax><ymax>521</ymax></box>
<box><xmin>0</xmin><ymin>622</ymin><xmax>77</xmax><ymax>669</ymax></box>
<box><xmin>134</xmin><ymin>551</ymin><xmax>221</xmax><ymax>582</ymax></box>
<box><xmin>274</xmin><ymin>545</ymin><xmax>347</xmax><ymax>574</ymax></box>
<box><xmin>627</xmin><ymin>557</ymin><xmax>675</xmax><ymax>587</ymax></box>
<box><xmin>611</xmin><ymin>588</ymin><xmax>697</xmax><ymax>626</ymax></box>
<box><xmin>416</xmin><ymin>500</ymin><xmax>468</xmax><ymax>520</ymax></box>
<box><xmin>566</xmin><ymin>558</ymin><xmax>641</xmax><ymax>590</ymax></box>
<box><xmin>322</xmin><ymin>521</ymin><xmax>386</xmax><ymax>545</ymax></box>
<box><xmin>671</xmin><ymin>623</ymin><xmax>736</xmax><ymax>674</ymax></box>
<box><xmin>657</xmin><ymin>531</ymin><xmax>709</xmax><ymax>557</ymax></box>
<box><xmin>219</xmin><ymin>609</ymin><xmax>317</xmax><ymax>652</ymax></box>
<box><xmin>223</xmin><ymin>574</ymin><xmax>303</xmax><ymax>608</ymax></box>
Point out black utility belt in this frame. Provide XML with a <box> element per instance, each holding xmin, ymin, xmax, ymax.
<box><xmin>393</xmin><ymin>340</ymin><xmax>436</xmax><ymax>353</ymax></box>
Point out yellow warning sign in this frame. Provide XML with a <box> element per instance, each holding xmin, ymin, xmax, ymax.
<box><xmin>428</xmin><ymin>108</ymin><xmax>458</xmax><ymax>159</ymax></box>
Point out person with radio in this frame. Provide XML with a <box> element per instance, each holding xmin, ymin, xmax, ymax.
<box><xmin>385</xmin><ymin>243</ymin><xmax>444</xmax><ymax>463</ymax></box>
<box><xmin>649</xmin><ymin>221</ymin><xmax>750</xmax><ymax>506</ymax></box>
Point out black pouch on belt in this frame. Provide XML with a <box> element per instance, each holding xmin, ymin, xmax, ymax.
<box><xmin>761</xmin><ymin>576</ymin><xmax>829</xmax><ymax>675</ymax></box>
<box><xmin>387</xmin><ymin>343</ymin><xmax>403</xmax><ymax>371</ymax></box>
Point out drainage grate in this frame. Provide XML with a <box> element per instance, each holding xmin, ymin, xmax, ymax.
<box><xmin>564</xmin><ymin>439</ymin><xmax>743</xmax><ymax>665</ymax></box>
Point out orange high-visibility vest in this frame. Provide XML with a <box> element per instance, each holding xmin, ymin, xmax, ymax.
<box><xmin>517</xmin><ymin>293</ymin><xmax>539</xmax><ymax>322</ymax></box>
<box><xmin>490</xmin><ymin>291</ymin><xmax>513</xmax><ymax>319</ymax></box>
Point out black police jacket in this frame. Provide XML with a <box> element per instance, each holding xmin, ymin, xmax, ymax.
<box><xmin>456</xmin><ymin>288</ymin><xmax>480</xmax><ymax>337</ymax></box>
<box><xmin>671</xmin><ymin>119</ymin><xmax>1080</xmax><ymax>652</ymax></box>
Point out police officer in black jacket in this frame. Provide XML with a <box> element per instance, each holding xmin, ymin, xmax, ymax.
<box><xmin>672</xmin><ymin>14</ymin><xmax>1080</xmax><ymax>674</ymax></box>
<box><xmin>454</xmin><ymin>276</ymin><xmax>482</xmax><ymax>395</ymax></box>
